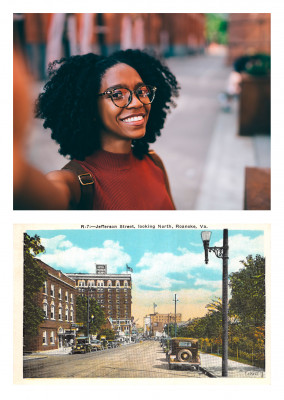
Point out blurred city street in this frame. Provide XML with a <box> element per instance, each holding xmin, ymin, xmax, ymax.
<box><xmin>26</xmin><ymin>51</ymin><xmax>270</xmax><ymax>210</ymax></box>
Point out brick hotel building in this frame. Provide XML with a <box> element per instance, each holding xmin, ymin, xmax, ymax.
<box><xmin>66</xmin><ymin>264</ymin><xmax>132</xmax><ymax>337</ymax></box>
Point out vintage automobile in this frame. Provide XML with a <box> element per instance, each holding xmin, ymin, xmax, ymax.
<box><xmin>107</xmin><ymin>340</ymin><xmax>119</xmax><ymax>348</ymax></box>
<box><xmin>72</xmin><ymin>337</ymin><xmax>92</xmax><ymax>354</ymax></box>
<box><xmin>168</xmin><ymin>337</ymin><xmax>200</xmax><ymax>370</ymax></box>
<box><xmin>90</xmin><ymin>339</ymin><xmax>102</xmax><ymax>351</ymax></box>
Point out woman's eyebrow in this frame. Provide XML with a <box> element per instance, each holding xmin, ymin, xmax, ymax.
<box><xmin>106</xmin><ymin>82</ymin><xmax>145</xmax><ymax>91</ymax></box>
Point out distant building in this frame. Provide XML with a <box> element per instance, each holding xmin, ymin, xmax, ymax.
<box><xmin>24</xmin><ymin>260</ymin><xmax>78</xmax><ymax>353</ymax></box>
<box><xmin>66</xmin><ymin>264</ymin><xmax>132</xmax><ymax>337</ymax></box>
<box><xmin>144</xmin><ymin>312</ymin><xmax>182</xmax><ymax>336</ymax></box>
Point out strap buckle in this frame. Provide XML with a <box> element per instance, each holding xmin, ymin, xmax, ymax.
<box><xmin>78</xmin><ymin>173</ymin><xmax>94</xmax><ymax>186</ymax></box>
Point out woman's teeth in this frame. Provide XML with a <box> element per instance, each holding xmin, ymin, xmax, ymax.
<box><xmin>123</xmin><ymin>116</ymin><xmax>143</xmax><ymax>123</ymax></box>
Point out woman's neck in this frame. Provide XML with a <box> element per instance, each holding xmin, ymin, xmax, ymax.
<box><xmin>101</xmin><ymin>137</ymin><xmax>132</xmax><ymax>154</ymax></box>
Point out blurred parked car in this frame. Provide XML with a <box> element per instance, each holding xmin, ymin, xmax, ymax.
<box><xmin>72</xmin><ymin>337</ymin><xmax>92</xmax><ymax>354</ymax></box>
<box><xmin>90</xmin><ymin>339</ymin><xmax>102</xmax><ymax>351</ymax></box>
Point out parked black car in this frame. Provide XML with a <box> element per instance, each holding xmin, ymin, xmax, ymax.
<box><xmin>72</xmin><ymin>337</ymin><xmax>92</xmax><ymax>354</ymax></box>
<box><xmin>168</xmin><ymin>337</ymin><xmax>200</xmax><ymax>370</ymax></box>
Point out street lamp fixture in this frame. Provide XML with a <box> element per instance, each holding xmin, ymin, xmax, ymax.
<box><xmin>201</xmin><ymin>229</ymin><xmax>229</xmax><ymax>377</ymax></box>
<box><xmin>201</xmin><ymin>230</ymin><xmax>228</xmax><ymax>264</ymax></box>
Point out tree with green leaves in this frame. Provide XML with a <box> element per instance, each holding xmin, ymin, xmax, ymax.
<box><xmin>23</xmin><ymin>233</ymin><xmax>47</xmax><ymax>338</ymax></box>
<box><xmin>76</xmin><ymin>294</ymin><xmax>105</xmax><ymax>336</ymax></box>
<box><xmin>229</xmin><ymin>255</ymin><xmax>265</xmax><ymax>327</ymax></box>
<box><xmin>163</xmin><ymin>323</ymin><xmax>176</xmax><ymax>337</ymax></box>
<box><xmin>206</xmin><ymin>13</ymin><xmax>228</xmax><ymax>45</ymax></box>
<box><xmin>98</xmin><ymin>328</ymin><xmax>115</xmax><ymax>341</ymax></box>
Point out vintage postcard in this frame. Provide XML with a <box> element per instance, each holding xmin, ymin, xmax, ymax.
<box><xmin>14</xmin><ymin>223</ymin><xmax>270</xmax><ymax>383</ymax></box>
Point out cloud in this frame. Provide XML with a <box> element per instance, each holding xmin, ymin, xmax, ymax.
<box><xmin>133</xmin><ymin>233</ymin><xmax>265</xmax><ymax>291</ymax></box>
<box><xmin>194</xmin><ymin>278</ymin><xmax>222</xmax><ymax>289</ymax></box>
<box><xmin>214</xmin><ymin>233</ymin><xmax>264</xmax><ymax>258</ymax></box>
<box><xmin>135</xmin><ymin>250</ymin><xmax>204</xmax><ymax>289</ymax></box>
<box><xmin>38</xmin><ymin>237</ymin><xmax>131</xmax><ymax>272</ymax></box>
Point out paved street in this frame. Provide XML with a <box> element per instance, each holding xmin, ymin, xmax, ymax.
<box><xmin>26</xmin><ymin>51</ymin><xmax>270</xmax><ymax>209</ymax></box>
<box><xmin>23</xmin><ymin>341</ymin><xmax>206</xmax><ymax>379</ymax></box>
<box><xmin>23</xmin><ymin>341</ymin><xmax>265</xmax><ymax>379</ymax></box>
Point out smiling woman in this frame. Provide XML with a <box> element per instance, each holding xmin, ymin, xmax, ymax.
<box><xmin>14</xmin><ymin>49</ymin><xmax>180</xmax><ymax>210</ymax></box>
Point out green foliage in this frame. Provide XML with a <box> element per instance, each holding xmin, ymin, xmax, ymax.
<box><xmin>173</xmin><ymin>255</ymin><xmax>266</xmax><ymax>368</ymax></box>
<box><xmin>244</xmin><ymin>54</ymin><xmax>271</xmax><ymax>76</ymax></box>
<box><xmin>76</xmin><ymin>295</ymin><xmax>105</xmax><ymax>335</ymax></box>
<box><xmin>23</xmin><ymin>233</ymin><xmax>46</xmax><ymax>337</ymax></box>
<box><xmin>98</xmin><ymin>328</ymin><xmax>115</xmax><ymax>341</ymax></box>
<box><xmin>229</xmin><ymin>255</ymin><xmax>265</xmax><ymax>326</ymax></box>
<box><xmin>206</xmin><ymin>13</ymin><xmax>228</xmax><ymax>44</ymax></box>
<box><xmin>164</xmin><ymin>323</ymin><xmax>176</xmax><ymax>337</ymax></box>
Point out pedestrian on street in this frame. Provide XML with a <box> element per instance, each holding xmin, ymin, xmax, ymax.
<box><xmin>14</xmin><ymin>49</ymin><xmax>179</xmax><ymax>210</ymax></box>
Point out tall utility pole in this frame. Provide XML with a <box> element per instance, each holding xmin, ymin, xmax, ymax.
<box><xmin>153</xmin><ymin>303</ymin><xmax>157</xmax><ymax>314</ymax></box>
<box><xmin>87</xmin><ymin>289</ymin><xmax>90</xmax><ymax>337</ymax></box>
<box><xmin>173</xmin><ymin>294</ymin><xmax>178</xmax><ymax>337</ymax></box>
<box><xmin>222</xmin><ymin>229</ymin><xmax>229</xmax><ymax>377</ymax></box>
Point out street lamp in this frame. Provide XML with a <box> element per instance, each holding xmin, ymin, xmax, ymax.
<box><xmin>201</xmin><ymin>229</ymin><xmax>229</xmax><ymax>377</ymax></box>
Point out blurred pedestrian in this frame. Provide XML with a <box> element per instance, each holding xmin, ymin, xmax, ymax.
<box><xmin>14</xmin><ymin>50</ymin><xmax>180</xmax><ymax>210</ymax></box>
<box><xmin>24</xmin><ymin>13</ymin><xmax>49</xmax><ymax>81</ymax></box>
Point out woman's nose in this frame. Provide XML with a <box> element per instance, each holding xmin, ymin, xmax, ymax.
<box><xmin>127</xmin><ymin>91</ymin><xmax>143</xmax><ymax>108</ymax></box>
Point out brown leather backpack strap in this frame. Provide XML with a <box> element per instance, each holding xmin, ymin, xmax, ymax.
<box><xmin>148</xmin><ymin>150</ymin><xmax>176</xmax><ymax>209</ymax></box>
<box><xmin>62</xmin><ymin>160</ymin><xmax>94</xmax><ymax>210</ymax></box>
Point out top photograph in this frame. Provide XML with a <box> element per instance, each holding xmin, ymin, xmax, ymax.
<box><xmin>13</xmin><ymin>13</ymin><xmax>271</xmax><ymax>210</ymax></box>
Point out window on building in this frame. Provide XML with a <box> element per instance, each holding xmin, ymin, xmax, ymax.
<box><xmin>43</xmin><ymin>301</ymin><xmax>48</xmax><ymax>318</ymax></box>
<box><xmin>50</xmin><ymin>331</ymin><xmax>55</xmax><ymax>344</ymax></box>
<box><xmin>58</xmin><ymin>288</ymin><xmax>62</xmax><ymax>299</ymax></box>
<box><xmin>50</xmin><ymin>302</ymin><xmax>55</xmax><ymax>320</ymax></box>
<box><xmin>65</xmin><ymin>306</ymin><xmax>69</xmax><ymax>321</ymax></box>
<box><xmin>116</xmin><ymin>281</ymin><xmax>120</xmax><ymax>287</ymax></box>
<box><xmin>43</xmin><ymin>331</ymin><xmax>47</xmax><ymax>345</ymax></box>
<box><xmin>58</xmin><ymin>306</ymin><xmax>62</xmax><ymax>320</ymax></box>
<box><xmin>70</xmin><ymin>311</ymin><xmax>74</xmax><ymax>322</ymax></box>
<box><xmin>65</xmin><ymin>291</ymin><xmax>68</xmax><ymax>302</ymax></box>
<box><xmin>50</xmin><ymin>284</ymin><xmax>55</xmax><ymax>297</ymax></box>
<box><xmin>43</xmin><ymin>281</ymin><xmax>47</xmax><ymax>294</ymax></box>
<box><xmin>124</xmin><ymin>281</ymin><xmax>128</xmax><ymax>287</ymax></box>
<box><xmin>107</xmin><ymin>280</ymin><xmax>112</xmax><ymax>287</ymax></box>
<box><xmin>70</xmin><ymin>293</ymin><xmax>73</xmax><ymax>303</ymax></box>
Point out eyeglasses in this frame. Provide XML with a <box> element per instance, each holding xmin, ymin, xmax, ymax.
<box><xmin>98</xmin><ymin>84</ymin><xmax>157</xmax><ymax>108</ymax></box>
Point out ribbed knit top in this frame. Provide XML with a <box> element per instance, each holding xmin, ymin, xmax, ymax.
<box><xmin>76</xmin><ymin>149</ymin><xmax>175</xmax><ymax>210</ymax></box>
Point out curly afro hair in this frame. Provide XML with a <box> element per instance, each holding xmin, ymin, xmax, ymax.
<box><xmin>35</xmin><ymin>49</ymin><xmax>180</xmax><ymax>160</ymax></box>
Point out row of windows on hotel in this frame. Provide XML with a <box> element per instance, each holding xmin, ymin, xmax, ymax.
<box><xmin>77</xmin><ymin>280</ymin><xmax>130</xmax><ymax>287</ymax></box>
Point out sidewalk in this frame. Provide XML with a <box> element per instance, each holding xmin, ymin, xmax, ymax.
<box><xmin>23</xmin><ymin>346</ymin><xmax>72</xmax><ymax>360</ymax></box>
<box><xmin>195</xmin><ymin>99</ymin><xmax>270</xmax><ymax>209</ymax></box>
<box><xmin>200</xmin><ymin>352</ymin><xmax>265</xmax><ymax>378</ymax></box>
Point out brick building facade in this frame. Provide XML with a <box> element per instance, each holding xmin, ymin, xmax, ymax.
<box><xmin>66</xmin><ymin>265</ymin><xmax>132</xmax><ymax>337</ymax></box>
<box><xmin>227</xmin><ymin>13</ymin><xmax>271</xmax><ymax>65</ymax></box>
<box><xmin>144</xmin><ymin>312</ymin><xmax>182</xmax><ymax>336</ymax></box>
<box><xmin>90</xmin><ymin>13</ymin><xmax>206</xmax><ymax>56</ymax></box>
<box><xmin>24</xmin><ymin>260</ymin><xmax>78</xmax><ymax>352</ymax></box>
